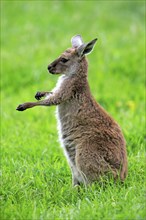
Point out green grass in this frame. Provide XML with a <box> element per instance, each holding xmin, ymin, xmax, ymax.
<box><xmin>1</xmin><ymin>1</ymin><xmax>145</xmax><ymax>219</ymax></box>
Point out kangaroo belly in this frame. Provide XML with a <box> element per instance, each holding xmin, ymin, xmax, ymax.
<box><xmin>56</xmin><ymin>104</ymin><xmax>78</xmax><ymax>166</ymax></box>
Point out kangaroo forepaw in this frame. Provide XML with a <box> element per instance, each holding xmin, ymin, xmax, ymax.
<box><xmin>35</xmin><ymin>92</ymin><xmax>43</xmax><ymax>100</ymax></box>
<box><xmin>35</xmin><ymin>91</ymin><xmax>52</xmax><ymax>100</ymax></box>
<box><xmin>16</xmin><ymin>104</ymin><xmax>26</xmax><ymax>111</ymax></box>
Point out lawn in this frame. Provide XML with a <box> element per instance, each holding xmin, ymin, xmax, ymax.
<box><xmin>0</xmin><ymin>1</ymin><xmax>145</xmax><ymax>220</ymax></box>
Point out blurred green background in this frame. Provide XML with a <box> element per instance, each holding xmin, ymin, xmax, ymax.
<box><xmin>1</xmin><ymin>1</ymin><xmax>145</xmax><ymax>220</ymax></box>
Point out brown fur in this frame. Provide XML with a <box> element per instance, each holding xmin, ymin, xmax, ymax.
<box><xmin>16</xmin><ymin>35</ymin><xmax>128</xmax><ymax>186</ymax></box>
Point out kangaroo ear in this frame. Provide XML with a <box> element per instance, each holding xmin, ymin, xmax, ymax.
<box><xmin>71</xmin><ymin>35</ymin><xmax>84</xmax><ymax>48</ymax></box>
<box><xmin>77</xmin><ymin>38</ymin><xmax>98</xmax><ymax>57</ymax></box>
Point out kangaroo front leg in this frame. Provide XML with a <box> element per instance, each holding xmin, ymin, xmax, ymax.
<box><xmin>16</xmin><ymin>102</ymin><xmax>38</xmax><ymax>111</ymax></box>
<box><xmin>16</xmin><ymin>94</ymin><xmax>62</xmax><ymax>111</ymax></box>
<box><xmin>35</xmin><ymin>91</ymin><xmax>53</xmax><ymax>100</ymax></box>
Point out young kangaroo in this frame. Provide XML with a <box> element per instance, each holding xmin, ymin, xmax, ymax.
<box><xmin>16</xmin><ymin>35</ymin><xmax>128</xmax><ymax>186</ymax></box>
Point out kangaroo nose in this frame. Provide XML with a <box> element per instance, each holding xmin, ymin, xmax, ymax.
<box><xmin>48</xmin><ymin>65</ymin><xmax>52</xmax><ymax>71</ymax></box>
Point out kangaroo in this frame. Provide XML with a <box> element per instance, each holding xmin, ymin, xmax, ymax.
<box><xmin>16</xmin><ymin>35</ymin><xmax>128</xmax><ymax>186</ymax></box>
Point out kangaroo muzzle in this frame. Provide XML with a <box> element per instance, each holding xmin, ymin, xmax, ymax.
<box><xmin>47</xmin><ymin>65</ymin><xmax>54</xmax><ymax>74</ymax></box>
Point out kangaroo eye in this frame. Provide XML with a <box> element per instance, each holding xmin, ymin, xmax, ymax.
<box><xmin>60</xmin><ymin>58</ymin><xmax>69</xmax><ymax>63</ymax></box>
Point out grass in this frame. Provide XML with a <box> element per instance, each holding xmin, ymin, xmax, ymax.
<box><xmin>0</xmin><ymin>1</ymin><xmax>145</xmax><ymax>219</ymax></box>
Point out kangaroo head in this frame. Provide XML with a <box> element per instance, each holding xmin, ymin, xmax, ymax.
<box><xmin>48</xmin><ymin>35</ymin><xmax>97</xmax><ymax>76</ymax></box>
